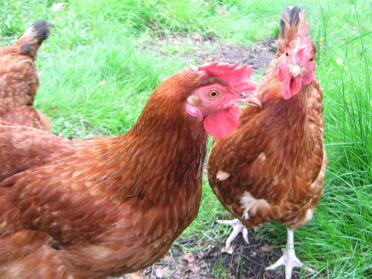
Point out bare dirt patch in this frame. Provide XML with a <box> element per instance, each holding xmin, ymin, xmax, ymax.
<box><xmin>143</xmin><ymin>33</ymin><xmax>276</xmax><ymax>72</ymax></box>
<box><xmin>196</xmin><ymin>38</ymin><xmax>277</xmax><ymax>71</ymax></box>
<box><xmin>138</xmin><ymin>233</ymin><xmax>306</xmax><ymax>279</ymax></box>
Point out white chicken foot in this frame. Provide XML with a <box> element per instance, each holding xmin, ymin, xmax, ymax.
<box><xmin>216</xmin><ymin>219</ymin><xmax>248</xmax><ymax>254</ymax></box>
<box><xmin>265</xmin><ymin>228</ymin><xmax>303</xmax><ymax>279</ymax></box>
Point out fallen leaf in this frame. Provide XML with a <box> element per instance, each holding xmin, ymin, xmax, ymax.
<box><xmin>183</xmin><ymin>252</ymin><xmax>196</xmax><ymax>263</ymax></box>
<box><xmin>260</xmin><ymin>243</ymin><xmax>273</xmax><ymax>253</ymax></box>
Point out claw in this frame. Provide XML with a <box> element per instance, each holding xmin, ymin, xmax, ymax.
<box><xmin>242</xmin><ymin>226</ymin><xmax>249</xmax><ymax>243</ymax></box>
<box><xmin>217</xmin><ymin>219</ymin><xmax>248</xmax><ymax>254</ymax></box>
<box><xmin>265</xmin><ymin>248</ymin><xmax>303</xmax><ymax>279</ymax></box>
<box><xmin>265</xmin><ymin>228</ymin><xmax>303</xmax><ymax>279</ymax></box>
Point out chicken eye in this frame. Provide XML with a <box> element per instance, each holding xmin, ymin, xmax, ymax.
<box><xmin>285</xmin><ymin>52</ymin><xmax>289</xmax><ymax>56</ymax></box>
<box><xmin>309</xmin><ymin>57</ymin><xmax>314</xmax><ymax>61</ymax></box>
<box><xmin>208</xmin><ymin>90</ymin><xmax>220</xmax><ymax>99</ymax></box>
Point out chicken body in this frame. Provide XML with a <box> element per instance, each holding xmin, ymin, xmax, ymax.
<box><xmin>0</xmin><ymin>21</ymin><xmax>51</xmax><ymax>130</ymax></box>
<box><xmin>208</xmin><ymin>7</ymin><xmax>326</xmax><ymax>279</ymax></box>
<box><xmin>209</xmin><ymin>81</ymin><xmax>325</xmax><ymax>225</ymax></box>
<box><xmin>0</xmin><ymin>78</ymin><xmax>206</xmax><ymax>278</ymax></box>
<box><xmin>1</xmin><ymin>131</ymin><xmax>205</xmax><ymax>278</ymax></box>
<box><xmin>0</xmin><ymin>64</ymin><xmax>257</xmax><ymax>278</ymax></box>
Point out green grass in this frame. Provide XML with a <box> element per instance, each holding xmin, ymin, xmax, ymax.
<box><xmin>1</xmin><ymin>0</ymin><xmax>371</xmax><ymax>278</ymax></box>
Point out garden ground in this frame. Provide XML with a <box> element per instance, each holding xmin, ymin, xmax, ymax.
<box><xmin>0</xmin><ymin>1</ymin><xmax>371</xmax><ymax>278</ymax></box>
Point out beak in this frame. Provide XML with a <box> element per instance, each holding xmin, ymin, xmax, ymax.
<box><xmin>289</xmin><ymin>64</ymin><xmax>303</xmax><ymax>78</ymax></box>
<box><xmin>187</xmin><ymin>95</ymin><xmax>203</xmax><ymax>107</ymax></box>
<box><xmin>240</xmin><ymin>92</ymin><xmax>262</xmax><ymax>108</ymax></box>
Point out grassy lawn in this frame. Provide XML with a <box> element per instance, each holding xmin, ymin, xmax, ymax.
<box><xmin>1</xmin><ymin>0</ymin><xmax>371</xmax><ymax>278</ymax></box>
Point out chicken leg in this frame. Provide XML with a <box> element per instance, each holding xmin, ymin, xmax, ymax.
<box><xmin>265</xmin><ymin>228</ymin><xmax>303</xmax><ymax>279</ymax></box>
<box><xmin>217</xmin><ymin>219</ymin><xmax>248</xmax><ymax>254</ymax></box>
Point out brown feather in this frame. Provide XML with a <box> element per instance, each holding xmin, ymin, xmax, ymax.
<box><xmin>0</xmin><ymin>70</ymin><xmax>212</xmax><ymax>278</ymax></box>
<box><xmin>0</xmin><ymin>21</ymin><xmax>50</xmax><ymax>130</ymax></box>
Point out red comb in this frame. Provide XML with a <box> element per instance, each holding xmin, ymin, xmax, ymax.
<box><xmin>298</xmin><ymin>12</ymin><xmax>308</xmax><ymax>38</ymax></box>
<box><xmin>196</xmin><ymin>62</ymin><xmax>256</xmax><ymax>93</ymax></box>
<box><xmin>297</xmin><ymin>12</ymin><xmax>312</xmax><ymax>47</ymax></box>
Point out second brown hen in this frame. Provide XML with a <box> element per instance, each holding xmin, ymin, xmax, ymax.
<box><xmin>208</xmin><ymin>7</ymin><xmax>326</xmax><ymax>279</ymax></box>
<box><xmin>0</xmin><ymin>21</ymin><xmax>51</xmax><ymax>130</ymax></box>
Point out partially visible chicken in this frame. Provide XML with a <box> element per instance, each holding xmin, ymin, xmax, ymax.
<box><xmin>0</xmin><ymin>62</ymin><xmax>259</xmax><ymax>278</ymax></box>
<box><xmin>0</xmin><ymin>21</ymin><xmax>51</xmax><ymax>130</ymax></box>
<box><xmin>0</xmin><ymin>125</ymin><xmax>72</xmax><ymax>181</ymax></box>
<box><xmin>208</xmin><ymin>7</ymin><xmax>326</xmax><ymax>279</ymax></box>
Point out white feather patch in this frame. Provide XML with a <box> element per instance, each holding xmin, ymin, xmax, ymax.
<box><xmin>303</xmin><ymin>209</ymin><xmax>314</xmax><ymax>224</ymax></box>
<box><xmin>257</xmin><ymin>152</ymin><xmax>266</xmax><ymax>161</ymax></box>
<box><xmin>240</xmin><ymin>191</ymin><xmax>270</xmax><ymax>220</ymax></box>
<box><xmin>216</xmin><ymin>170</ymin><xmax>230</xmax><ymax>181</ymax></box>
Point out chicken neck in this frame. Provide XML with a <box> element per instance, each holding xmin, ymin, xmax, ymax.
<box><xmin>92</xmin><ymin>91</ymin><xmax>208</xmax><ymax>207</ymax></box>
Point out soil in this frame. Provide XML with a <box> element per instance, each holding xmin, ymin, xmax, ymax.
<box><xmin>143</xmin><ymin>32</ymin><xmax>277</xmax><ymax>72</ymax></box>
<box><xmin>195</xmin><ymin>38</ymin><xmax>277</xmax><ymax>71</ymax></box>
<box><xmin>138</xmin><ymin>234</ymin><xmax>303</xmax><ymax>279</ymax></box>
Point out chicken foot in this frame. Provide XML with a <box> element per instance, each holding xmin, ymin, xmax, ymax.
<box><xmin>265</xmin><ymin>228</ymin><xmax>303</xmax><ymax>279</ymax></box>
<box><xmin>216</xmin><ymin>219</ymin><xmax>248</xmax><ymax>254</ymax></box>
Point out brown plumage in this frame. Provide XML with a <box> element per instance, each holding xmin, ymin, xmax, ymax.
<box><xmin>209</xmin><ymin>83</ymin><xmax>325</xmax><ymax>226</ymax></box>
<box><xmin>0</xmin><ymin>125</ymin><xmax>71</xmax><ymax>181</ymax></box>
<box><xmin>208</xmin><ymin>7</ymin><xmax>326</xmax><ymax>279</ymax></box>
<box><xmin>0</xmin><ymin>64</ymin><xmax>257</xmax><ymax>278</ymax></box>
<box><xmin>0</xmin><ymin>21</ymin><xmax>51</xmax><ymax>130</ymax></box>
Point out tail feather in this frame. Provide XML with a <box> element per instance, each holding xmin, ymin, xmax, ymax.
<box><xmin>17</xmin><ymin>21</ymin><xmax>50</xmax><ymax>58</ymax></box>
<box><xmin>277</xmin><ymin>6</ymin><xmax>301</xmax><ymax>55</ymax></box>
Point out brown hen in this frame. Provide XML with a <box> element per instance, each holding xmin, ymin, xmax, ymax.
<box><xmin>0</xmin><ymin>21</ymin><xmax>51</xmax><ymax>130</ymax></box>
<box><xmin>0</xmin><ymin>63</ymin><xmax>258</xmax><ymax>278</ymax></box>
<box><xmin>208</xmin><ymin>7</ymin><xmax>326</xmax><ymax>279</ymax></box>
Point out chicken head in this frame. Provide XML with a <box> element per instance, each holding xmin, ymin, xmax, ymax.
<box><xmin>278</xmin><ymin>12</ymin><xmax>316</xmax><ymax>100</ymax></box>
<box><xmin>185</xmin><ymin>62</ymin><xmax>258</xmax><ymax>139</ymax></box>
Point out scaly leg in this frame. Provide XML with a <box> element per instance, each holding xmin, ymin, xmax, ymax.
<box><xmin>217</xmin><ymin>219</ymin><xmax>248</xmax><ymax>254</ymax></box>
<box><xmin>265</xmin><ymin>228</ymin><xmax>303</xmax><ymax>279</ymax></box>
